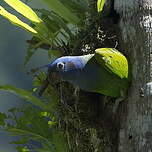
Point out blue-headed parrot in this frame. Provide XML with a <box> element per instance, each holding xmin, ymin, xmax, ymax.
<box><xmin>38</xmin><ymin>48</ymin><xmax>129</xmax><ymax>97</ymax></box>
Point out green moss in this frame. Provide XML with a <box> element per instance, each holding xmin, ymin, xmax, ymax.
<box><xmin>57</xmin><ymin>82</ymin><xmax>116</xmax><ymax>152</ymax></box>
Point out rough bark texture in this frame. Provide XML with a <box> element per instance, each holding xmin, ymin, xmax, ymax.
<box><xmin>114</xmin><ymin>0</ymin><xmax>152</xmax><ymax>151</ymax></box>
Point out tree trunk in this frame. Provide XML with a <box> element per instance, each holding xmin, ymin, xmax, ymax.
<box><xmin>114</xmin><ymin>0</ymin><xmax>152</xmax><ymax>151</ymax></box>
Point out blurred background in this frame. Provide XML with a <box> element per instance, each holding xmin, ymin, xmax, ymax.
<box><xmin>0</xmin><ymin>1</ymin><xmax>48</xmax><ymax>151</ymax></box>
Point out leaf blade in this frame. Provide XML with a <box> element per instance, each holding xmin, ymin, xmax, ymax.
<box><xmin>0</xmin><ymin>6</ymin><xmax>37</xmax><ymax>34</ymax></box>
<box><xmin>4</xmin><ymin>0</ymin><xmax>42</xmax><ymax>23</ymax></box>
<box><xmin>40</xmin><ymin>0</ymin><xmax>80</xmax><ymax>25</ymax></box>
<box><xmin>7</xmin><ymin>128</ymin><xmax>50</xmax><ymax>143</ymax></box>
<box><xmin>95</xmin><ymin>48</ymin><xmax>128</xmax><ymax>79</ymax></box>
<box><xmin>97</xmin><ymin>0</ymin><xmax>106</xmax><ymax>12</ymax></box>
<box><xmin>0</xmin><ymin>85</ymin><xmax>47</xmax><ymax>110</ymax></box>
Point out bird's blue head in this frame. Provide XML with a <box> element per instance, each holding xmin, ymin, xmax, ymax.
<box><xmin>35</xmin><ymin>54</ymin><xmax>95</xmax><ymax>95</ymax></box>
<box><xmin>46</xmin><ymin>56</ymin><xmax>86</xmax><ymax>82</ymax></box>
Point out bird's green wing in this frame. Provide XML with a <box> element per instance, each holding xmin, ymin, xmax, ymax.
<box><xmin>95</xmin><ymin>48</ymin><xmax>128</xmax><ymax>79</ymax></box>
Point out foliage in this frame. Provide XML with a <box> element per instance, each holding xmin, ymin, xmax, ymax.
<box><xmin>0</xmin><ymin>85</ymin><xmax>47</xmax><ymax>110</ymax></box>
<box><xmin>0</xmin><ymin>0</ymin><xmax>107</xmax><ymax>151</ymax></box>
<box><xmin>40</xmin><ymin>0</ymin><xmax>81</xmax><ymax>25</ymax></box>
<box><xmin>0</xmin><ymin>73</ymin><xmax>69</xmax><ymax>152</ymax></box>
<box><xmin>0</xmin><ymin>0</ymin><xmax>90</xmax><ymax>64</ymax></box>
<box><xmin>97</xmin><ymin>0</ymin><xmax>106</xmax><ymax>12</ymax></box>
<box><xmin>0</xmin><ymin>106</ymin><xmax>68</xmax><ymax>152</ymax></box>
<box><xmin>0</xmin><ymin>6</ymin><xmax>38</xmax><ymax>34</ymax></box>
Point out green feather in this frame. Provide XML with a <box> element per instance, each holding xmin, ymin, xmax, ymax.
<box><xmin>95</xmin><ymin>48</ymin><xmax>128</xmax><ymax>79</ymax></box>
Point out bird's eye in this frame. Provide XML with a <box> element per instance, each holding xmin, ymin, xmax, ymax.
<box><xmin>57</xmin><ymin>62</ymin><xmax>65</xmax><ymax>70</ymax></box>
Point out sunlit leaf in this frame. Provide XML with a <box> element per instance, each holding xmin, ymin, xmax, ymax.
<box><xmin>3</xmin><ymin>0</ymin><xmax>50</xmax><ymax>41</ymax></box>
<box><xmin>97</xmin><ymin>0</ymin><xmax>106</xmax><ymax>12</ymax></box>
<box><xmin>0</xmin><ymin>6</ymin><xmax>37</xmax><ymax>34</ymax></box>
<box><xmin>4</xmin><ymin>0</ymin><xmax>42</xmax><ymax>23</ymax></box>
<box><xmin>16</xmin><ymin>146</ymin><xmax>30</xmax><ymax>152</ymax></box>
<box><xmin>0</xmin><ymin>85</ymin><xmax>47</xmax><ymax>110</ymax></box>
<box><xmin>40</xmin><ymin>0</ymin><xmax>80</xmax><ymax>25</ymax></box>
<box><xmin>48</xmin><ymin>120</ymin><xmax>56</xmax><ymax>126</ymax></box>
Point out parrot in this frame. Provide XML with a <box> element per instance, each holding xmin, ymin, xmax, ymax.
<box><xmin>38</xmin><ymin>48</ymin><xmax>129</xmax><ymax>97</ymax></box>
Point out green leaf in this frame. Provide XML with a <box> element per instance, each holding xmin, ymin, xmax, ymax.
<box><xmin>3</xmin><ymin>0</ymin><xmax>50</xmax><ymax>42</ymax></box>
<box><xmin>95</xmin><ymin>48</ymin><xmax>128</xmax><ymax>79</ymax></box>
<box><xmin>49</xmin><ymin>13</ymin><xmax>73</xmax><ymax>37</ymax></box>
<box><xmin>42</xmin><ymin>15</ymin><xmax>61</xmax><ymax>33</ymax></box>
<box><xmin>97</xmin><ymin>0</ymin><xmax>106</xmax><ymax>12</ymax></box>
<box><xmin>0</xmin><ymin>112</ymin><xmax>7</xmax><ymax>126</ymax></box>
<box><xmin>10</xmin><ymin>138</ymin><xmax>29</xmax><ymax>145</ymax></box>
<box><xmin>3</xmin><ymin>0</ymin><xmax>42</xmax><ymax>23</ymax></box>
<box><xmin>0</xmin><ymin>6</ymin><xmax>38</xmax><ymax>34</ymax></box>
<box><xmin>59</xmin><ymin>0</ymin><xmax>87</xmax><ymax>22</ymax></box>
<box><xmin>36</xmin><ymin>9</ymin><xmax>73</xmax><ymax>38</ymax></box>
<box><xmin>40</xmin><ymin>0</ymin><xmax>80</xmax><ymax>25</ymax></box>
<box><xmin>16</xmin><ymin>146</ymin><xmax>30</xmax><ymax>152</ymax></box>
<box><xmin>0</xmin><ymin>85</ymin><xmax>47</xmax><ymax>110</ymax></box>
<box><xmin>7</xmin><ymin>128</ymin><xmax>50</xmax><ymax>143</ymax></box>
<box><xmin>48</xmin><ymin>50</ymin><xmax>62</xmax><ymax>58</ymax></box>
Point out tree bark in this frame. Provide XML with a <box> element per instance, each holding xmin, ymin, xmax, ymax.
<box><xmin>114</xmin><ymin>0</ymin><xmax>152</xmax><ymax>151</ymax></box>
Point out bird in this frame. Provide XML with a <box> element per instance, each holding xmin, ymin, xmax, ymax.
<box><xmin>38</xmin><ymin>48</ymin><xmax>129</xmax><ymax>97</ymax></box>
